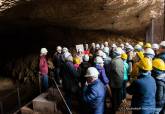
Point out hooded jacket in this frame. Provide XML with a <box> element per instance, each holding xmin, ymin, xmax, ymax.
<box><xmin>152</xmin><ymin>70</ymin><xmax>165</xmax><ymax>107</ymax></box>
<box><xmin>95</xmin><ymin>64</ymin><xmax>109</xmax><ymax>86</ymax></box>
<box><xmin>83</xmin><ymin>79</ymin><xmax>106</xmax><ymax>114</ymax></box>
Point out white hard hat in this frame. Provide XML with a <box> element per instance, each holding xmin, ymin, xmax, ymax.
<box><xmin>97</xmin><ymin>50</ymin><xmax>104</xmax><ymax>57</ymax></box>
<box><xmin>104</xmin><ymin>41</ymin><xmax>109</xmax><ymax>46</ymax></box>
<box><xmin>120</xmin><ymin>44</ymin><xmax>124</xmax><ymax>47</ymax></box>
<box><xmin>144</xmin><ymin>48</ymin><xmax>155</xmax><ymax>56</ymax></box>
<box><xmin>134</xmin><ymin>44</ymin><xmax>142</xmax><ymax>50</ymax></box>
<box><xmin>125</xmin><ymin>42</ymin><xmax>129</xmax><ymax>46</ymax></box>
<box><xmin>160</xmin><ymin>41</ymin><xmax>165</xmax><ymax>47</ymax></box>
<box><xmin>83</xmin><ymin>54</ymin><xmax>89</xmax><ymax>62</ymax></box>
<box><xmin>85</xmin><ymin>67</ymin><xmax>99</xmax><ymax>78</ymax></box>
<box><xmin>103</xmin><ymin>47</ymin><xmax>109</xmax><ymax>54</ymax></box>
<box><xmin>95</xmin><ymin>56</ymin><xmax>104</xmax><ymax>64</ymax></box>
<box><xmin>152</xmin><ymin>44</ymin><xmax>159</xmax><ymax>50</ymax></box>
<box><xmin>78</xmin><ymin>48</ymin><xmax>83</xmax><ymax>52</ymax></box>
<box><xmin>126</xmin><ymin>45</ymin><xmax>134</xmax><ymax>52</ymax></box>
<box><xmin>64</xmin><ymin>52</ymin><xmax>71</xmax><ymax>59</ymax></box>
<box><xmin>114</xmin><ymin>47</ymin><xmax>123</xmax><ymax>55</ymax></box>
<box><xmin>63</xmin><ymin>47</ymin><xmax>68</xmax><ymax>53</ymax></box>
<box><xmin>40</xmin><ymin>48</ymin><xmax>48</xmax><ymax>54</ymax></box>
<box><xmin>95</xmin><ymin>44</ymin><xmax>100</xmax><ymax>48</ymax></box>
<box><xmin>57</xmin><ymin>46</ymin><xmax>62</xmax><ymax>51</ymax></box>
<box><xmin>112</xmin><ymin>44</ymin><xmax>117</xmax><ymax>48</ymax></box>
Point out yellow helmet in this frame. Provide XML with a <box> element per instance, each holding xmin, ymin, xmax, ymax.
<box><xmin>138</xmin><ymin>42</ymin><xmax>144</xmax><ymax>46</ymax></box>
<box><xmin>121</xmin><ymin>53</ymin><xmax>128</xmax><ymax>60</ymax></box>
<box><xmin>137</xmin><ymin>51</ymin><xmax>144</xmax><ymax>60</ymax></box>
<box><xmin>73</xmin><ymin>57</ymin><xmax>81</xmax><ymax>64</ymax></box>
<box><xmin>153</xmin><ymin>58</ymin><xmax>165</xmax><ymax>71</ymax></box>
<box><xmin>138</xmin><ymin>57</ymin><xmax>152</xmax><ymax>71</ymax></box>
<box><xmin>144</xmin><ymin>43</ymin><xmax>151</xmax><ymax>48</ymax></box>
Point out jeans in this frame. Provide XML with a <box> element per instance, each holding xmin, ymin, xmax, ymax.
<box><xmin>40</xmin><ymin>74</ymin><xmax>48</xmax><ymax>91</ymax></box>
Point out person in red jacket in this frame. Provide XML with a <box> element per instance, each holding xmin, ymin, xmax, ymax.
<box><xmin>39</xmin><ymin>48</ymin><xmax>48</xmax><ymax>92</ymax></box>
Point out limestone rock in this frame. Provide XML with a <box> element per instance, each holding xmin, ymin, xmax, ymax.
<box><xmin>0</xmin><ymin>0</ymin><xmax>163</xmax><ymax>35</ymax></box>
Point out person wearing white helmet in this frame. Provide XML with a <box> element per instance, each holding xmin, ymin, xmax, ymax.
<box><xmin>100</xmin><ymin>43</ymin><xmax>105</xmax><ymax>50</ymax></box>
<box><xmin>84</xmin><ymin>44</ymin><xmax>90</xmax><ymax>55</ymax></box>
<box><xmin>110</xmin><ymin>44</ymin><xmax>117</xmax><ymax>58</ymax></box>
<box><xmin>152</xmin><ymin>43</ymin><xmax>159</xmax><ymax>57</ymax></box>
<box><xmin>119</xmin><ymin>44</ymin><xmax>125</xmax><ymax>50</ymax></box>
<box><xmin>60</xmin><ymin>55</ymin><xmax>79</xmax><ymax>110</ymax></box>
<box><xmin>90</xmin><ymin>42</ymin><xmax>96</xmax><ymax>55</ymax></box>
<box><xmin>110</xmin><ymin>47</ymin><xmax>124</xmax><ymax>113</ymax></box>
<box><xmin>79</xmin><ymin>55</ymin><xmax>92</xmax><ymax>87</ymax></box>
<box><xmin>62</xmin><ymin>47</ymin><xmax>71</xmax><ymax>61</ymax></box>
<box><xmin>53</xmin><ymin>46</ymin><xmax>63</xmax><ymax>85</ymax></box>
<box><xmin>39</xmin><ymin>48</ymin><xmax>49</xmax><ymax>91</ymax></box>
<box><xmin>144</xmin><ymin>48</ymin><xmax>155</xmax><ymax>60</ymax></box>
<box><xmin>134</xmin><ymin>44</ymin><xmax>142</xmax><ymax>52</ymax></box>
<box><xmin>95</xmin><ymin>43</ymin><xmax>100</xmax><ymax>51</ymax></box>
<box><xmin>94</xmin><ymin>56</ymin><xmax>112</xmax><ymax>98</ymax></box>
<box><xmin>104</xmin><ymin>41</ymin><xmax>109</xmax><ymax>47</ymax></box>
<box><xmin>157</xmin><ymin>41</ymin><xmax>165</xmax><ymax>62</ymax></box>
<box><xmin>83</xmin><ymin>67</ymin><xmax>106</xmax><ymax>114</ymax></box>
<box><xmin>103</xmin><ymin>47</ymin><xmax>110</xmax><ymax>56</ymax></box>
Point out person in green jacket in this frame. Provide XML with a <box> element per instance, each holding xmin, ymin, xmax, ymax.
<box><xmin>121</xmin><ymin>53</ymin><xmax>129</xmax><ymax>100</ymax></box>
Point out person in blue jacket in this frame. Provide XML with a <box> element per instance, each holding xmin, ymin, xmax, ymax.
<box><xmin>127</xmin><ymin>58</ymin><xmax>156</xmax><ymax>114</ymax></box>
<box><xmin>152</xmin><ymin>59</ymin><xmax>165</xmax><ymax>114</ymax></box>
<box><xmin>94</xmin><ymin>56</ymin><xmax>112</xmax><ymax>96</ymax></box>
<box><xmin>83</xmin><ymin>67</ymin><xmax>106</xmax><ymax>114</ymax></box>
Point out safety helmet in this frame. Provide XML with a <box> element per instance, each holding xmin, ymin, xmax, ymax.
<box><xmin>83</xmin><ymin>54</ymin><xmax>89</xmax><ymax>62</ymax></box>
<box><xmin>153</xmin><ymin>58</ymin><xmax>165</xmax><ymax>71</ymax></box>
<box><xmin>73</xmin><ymin>57</ymin><xmax>81</xmax><ymax>64</ymax></box>
<box><xmin>126</xmin><ymin>45</ymin><xmax>134</xmax><ymax>52</ymax></box>
<box><xmin>160</xmin><ymin>41</ymin><xmax>165</xmax><ymax>47</ymax></box>
<box><xmin>138</xmin><ymin>57</ymin><xmax>152</xmax><ymax>71</ymax></box>
<box><xmin>134</xmin><ymin>44</ymin><xmax>142</xmax><ymax>51</ymax></box>
<box><xmin>57</xmin><ymin>46</ymin><xmax>62</xmax><ymax>51</ymax></box>
<box><xmin>120</xmin><ymin>44</ymin><xmax>124</xmax><ymax>49</ymax></box>
<box><xmin>63</xmin><ymin>47</ymin><xmax>68</xmax><ymax>53</ymax></box>
<box><xmin>137</xmin><ymin>51</ymin><xmax>144</xmax><ymax>60</ymax></box>
<box><xmin>95</xmin><ymin>56</ymin><xmax>104</xmax><ymax>64</ymax></box>
<box><xmin>112</xmin><ymin>44</ymin><xmax>117</xmax><ymax>48</ymax></box>
<box><xmin>97</xmin><ymin>50</ymin><xmax>104</xmax><ymax>57</ymax></box>
<box><xmin>114</xmin><ymin>47</ymin><xmax>123</xmax><ymax>55</ymax></box>
<box><xmin>40</xmin><ymin>48</ymin><xmax>48</xmax><ymax>54</ymax></box>
<box><xmin>144</xmin><ymin>48</ymin><xmax>155</xmax><ymax>56</ymax></box>
<box><xmin>144</xmin><ymin>43</ymin><xmax>151</xmax><ymax>48</ymax></box>
<box><xmin>95</xmin><ymin>44</ymin><xmax>100</xmax><ymax>49</ymax></box>
<box><xmin>78</xmin><ymin>48</ymin><xmax>83</xmax><ymax>52</ymax></box>
<box><xmin>121</xmin><ymin>53</ymin><xmax>128</xmax><ymax>60</ymax></box>
<box><xmin>152</xmin><ymin>44</ymin><xmax>159</xmax><ymax>50</ymax></box>
<box><xmin>138</xmin><ymin>42</ymin><xmax>144</xmax><ymax>46</ymax></box>
<box><xmin>125</xmin><ymin>42</ymin><xmax>129</xmax><ymax>46</ymax></box>
<box><xmin>104</xmin><ymin>41</ymin><xmax>109</xmax><ymax>46</ymax></box>
<box><xmin>85</xmin><ymin>67</ymin><xmax>99</xmax><ymax>78</ymax></box>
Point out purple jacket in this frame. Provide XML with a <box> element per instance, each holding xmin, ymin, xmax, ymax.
<box><xmin>95</xmin><ymin>64</ymin><xmax>109</xmax><ymax>85</ymax></box>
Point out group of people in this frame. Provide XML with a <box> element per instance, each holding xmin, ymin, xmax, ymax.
<box><xmin>39</xmin><ymin>41</ymin><xmax>165</xmax><ymax>114</ymax></box>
